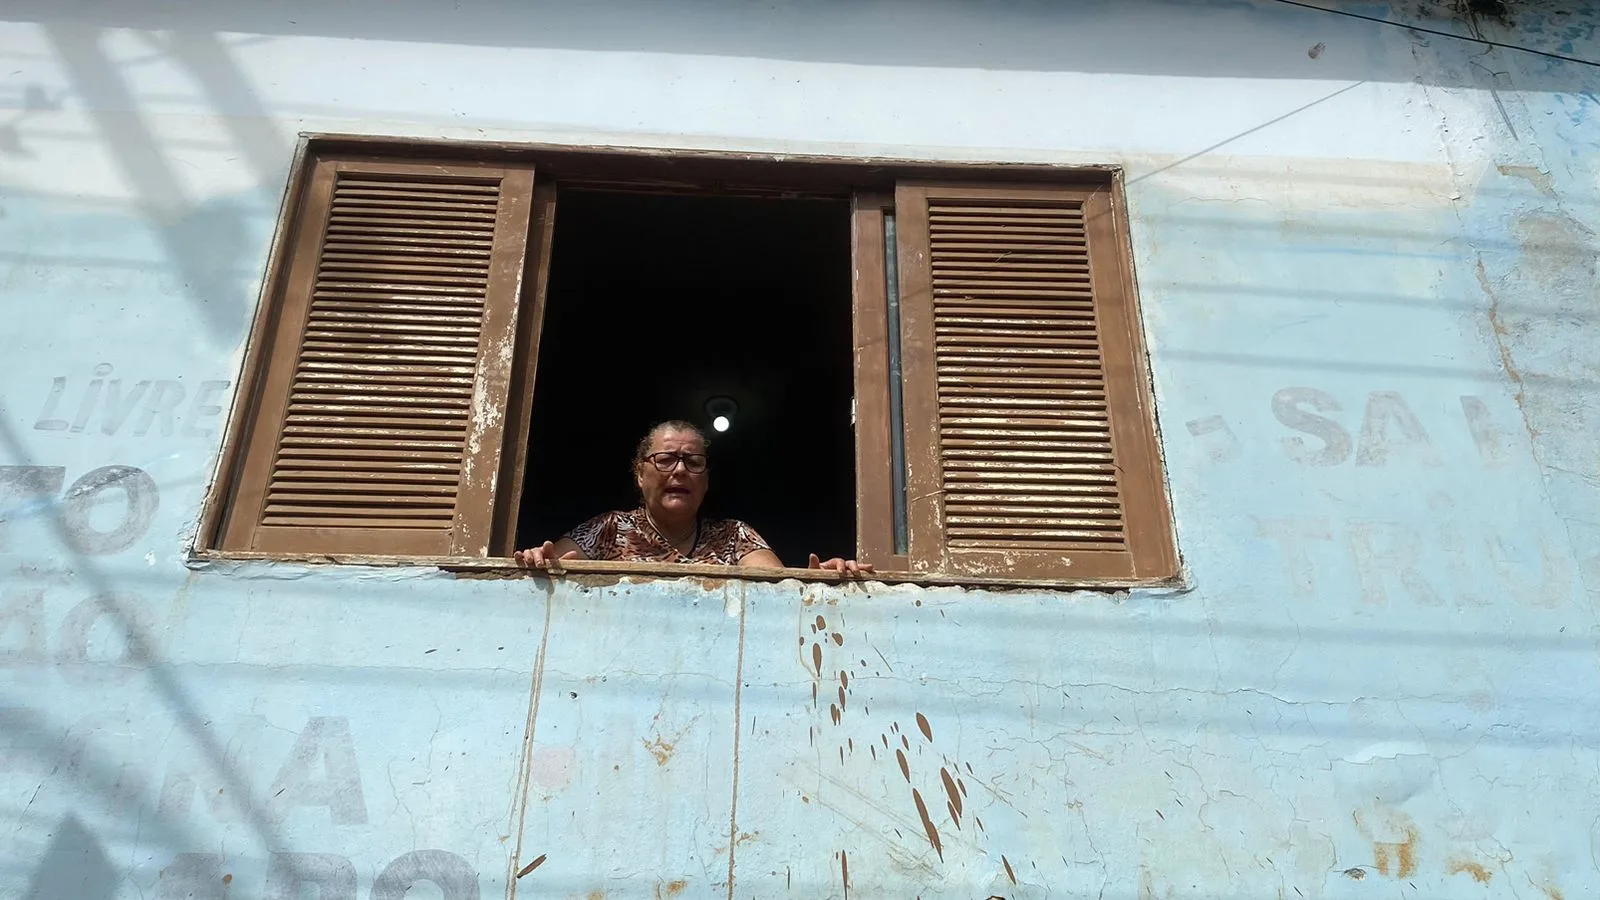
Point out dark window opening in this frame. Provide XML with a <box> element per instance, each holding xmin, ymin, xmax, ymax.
<box><xmin>516</xmin><ymin>189</ymin><xmax>856</xmax><ymax>566</ymax></box>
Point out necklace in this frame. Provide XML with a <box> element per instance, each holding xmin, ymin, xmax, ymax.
<box><xmin>645</xmin><ymin>509</ymin><xmax>699</xmax><ymax>557</ymax></box>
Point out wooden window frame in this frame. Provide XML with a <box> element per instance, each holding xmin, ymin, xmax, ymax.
<box><xmin>193</xmin><ymin>134</ymin><xmax>1180</xmax><ymax>590</ymax></box>
<box><xmin>850</xmin><ymin>191</ymin><xmax>910</xmax><ymax>574</ymax></box>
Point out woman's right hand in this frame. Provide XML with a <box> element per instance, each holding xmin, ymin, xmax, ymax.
<box><xmin>515</xmin><ymin>541</ymin><xmax>580</xmax><ymax>569</ymax></box>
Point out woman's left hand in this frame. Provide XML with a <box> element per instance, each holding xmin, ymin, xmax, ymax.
<box><xmin>808</xmin><ymin>553</ymin><xmax>874</xmax><ymax>576</ymax></box>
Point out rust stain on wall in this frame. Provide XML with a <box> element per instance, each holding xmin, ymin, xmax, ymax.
<box><xmin>1354</xmin><ymin>809</ymin><xmax>1418</xmax><ymax>878</ymax></box>
<box><xmin>1395</xmin><ymin>842</ymin><xmax>1416</xmax><ymax>879</ymax></box>
<box><xmin>1372</xmin><ymin>831</ymin><xmax>1417</xmax><ymax>878</ymax></box>
<box><xmin>1446</xmin><ymin>858</ymin><xmax>1493</xmax><ymax>883</ymax></box>
<box><xmin>642</xmin><ymin>735</ymin><xmax>675</xmax><ymax>766</ymax></box>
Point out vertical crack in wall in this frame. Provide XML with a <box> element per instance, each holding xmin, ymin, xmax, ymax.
<box><xmin>506</xmin><ymin>580</ymin><xmax>557</xmax><ymax>900</ymax></box>
<box><xmin>1413</xmin><ymin>20</ymin><xmax>1600</xmax><ymax>606</ymax></box>
<box><xmin>725</xmin><ymin>580</ymin><xmax>748</xmax><ymax>899</ymax></box>
<box><xmin>1474</xmin><ymin>257</ymin><xmax>1539</xmax><ymax>449</ymax></box>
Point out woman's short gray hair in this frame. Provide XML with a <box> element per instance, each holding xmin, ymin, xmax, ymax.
<box><xmin>633</xmin><ymin>419</ymin><xmax>710</xmax><ymax>471</ymax></box>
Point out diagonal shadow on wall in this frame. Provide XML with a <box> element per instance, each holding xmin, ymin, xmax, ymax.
<box><xmin>0</xmin><ymin>416</ymin><xmax>297</xmax><ymax>884</ymax></box>
<box><xmin>24</xmin><ymin>814</ymin><xmax>117</xmax><ymax>900</ymax></box>
<box><xmin>41</xmin><ymin>24</ymin><xmax>275</xmax><ymax>347</ymax></box>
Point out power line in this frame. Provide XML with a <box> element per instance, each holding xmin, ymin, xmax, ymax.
<box><xmin>1270</xmin><ymin>0</ymin><xmax>1600</xmax><ymax>70</ymax></box>
<box><xmin>1127</xmin><ymin>80</ymin><xmax>1366</xmax><ymax>186</ymax></box>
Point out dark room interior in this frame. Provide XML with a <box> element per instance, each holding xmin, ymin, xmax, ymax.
<box><xmin>515</xmin><ymin>189</ymin><xmax>856</xmax><ymax>565</ymax></box>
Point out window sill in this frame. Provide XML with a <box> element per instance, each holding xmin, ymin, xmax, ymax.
<box><xmin>188</xmin><ymin>550</ymin><xmax>1179</xmax><ymax>593</ymax></box>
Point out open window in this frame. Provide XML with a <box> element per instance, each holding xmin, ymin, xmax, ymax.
<box><xmin>198</xmin><ymin>140</ymin><xmax>1177</xmax><ymax>586</ymax></box>
<box><xmin>514</xmin><ymin>189</ymin><xmax>856</xmax><ymax>568</ymax></box>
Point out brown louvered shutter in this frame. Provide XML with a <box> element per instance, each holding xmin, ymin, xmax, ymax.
<box><xmin>219</xmin><ymin>157</ymin><xmax>536</xmax><ymax>556</ymax></box>
<box><xmin>894</xmin><ymin>182</ymin><xmax>1176</xmax><ymax>580</ymax></box>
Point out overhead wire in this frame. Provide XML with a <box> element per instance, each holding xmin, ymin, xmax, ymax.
<box><xmin>1269</xmin><ymin>0</ymin><xmax>1600</xmax><ymax>69</ymax></box>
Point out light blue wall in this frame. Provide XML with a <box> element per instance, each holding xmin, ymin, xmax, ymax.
<box><xmin>2</xmin><ymin>1</ymin><xmax>1597</xmax><ymax>896</ymax></box>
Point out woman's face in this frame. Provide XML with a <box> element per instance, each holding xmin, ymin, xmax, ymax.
<box><xmin>636</xmin><ymin>428</ymin><xmax>708</xmax><ymax>519</ymax></box>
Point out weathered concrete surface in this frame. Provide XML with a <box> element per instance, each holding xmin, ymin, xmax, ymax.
<box><xmin>2</xmin><ymin>1</ymin><xmax>1598</xmax><ymax>896</ymax></box>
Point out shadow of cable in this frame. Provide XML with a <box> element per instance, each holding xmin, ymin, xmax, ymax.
<box><xmin>41</xmin><ymin>25</ymin><xmax>262</xmax><ymax>346</ymax></box>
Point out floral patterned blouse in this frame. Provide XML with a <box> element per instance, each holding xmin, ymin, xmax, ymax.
<box><xmin>564</xmin><ymin>508</ymin><xmax>773</xmax><ymax>565</ymax></box>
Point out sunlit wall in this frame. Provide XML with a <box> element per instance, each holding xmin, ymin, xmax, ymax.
<box><xmin>2</xmin><ymin>1</ymin><xmax>1597</xmax><ymax>896</ymax></box>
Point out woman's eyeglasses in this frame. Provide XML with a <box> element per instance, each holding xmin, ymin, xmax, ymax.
<box><xmin>644</xmin><ymin>451</ymin><xmax>708</xmax><ymax>474</ymax></box>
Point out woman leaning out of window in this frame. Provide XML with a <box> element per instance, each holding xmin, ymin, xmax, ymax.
<box><xmin>515</xmin><ymin>420</ymin><xmax>871</xmax><ymax>575</ymax></box>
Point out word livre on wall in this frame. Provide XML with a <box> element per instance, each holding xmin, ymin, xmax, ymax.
<box><xmin>32</xmin><ymin>364</ymin><xmax>230</xmax><ymax>438</ymax></box>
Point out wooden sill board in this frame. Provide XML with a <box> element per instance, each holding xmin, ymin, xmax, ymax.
<box><xmin>188</xmin><ymin>550</ymin><xmax>1183</xmax><ymax>593</ymax></box>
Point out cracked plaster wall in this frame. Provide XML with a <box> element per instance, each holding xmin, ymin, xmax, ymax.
<box><xmin>0</xmin><ymin>1</ymin><xmax>1597</xmax><ymax>897</ymax></box>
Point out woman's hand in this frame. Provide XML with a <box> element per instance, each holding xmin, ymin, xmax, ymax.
<box><xmin>808</xmin><ymin>553</ymin><xmax>874</xmax><ymax>576</ymax></box>
<box><xmin>515</xmin><ymin>540</ymin><xmax>581</xmax><ymax>570</ymax></box>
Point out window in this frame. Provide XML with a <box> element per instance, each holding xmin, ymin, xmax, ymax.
<box><xmin>517</xmin><ymin>190</ymin><xmax>856</xmax><ymax>568</ymax></box>
<box><xmin>197</xmin><ymin>138</ymin><xmax>1177</xmax><ymax>585</ymax></box>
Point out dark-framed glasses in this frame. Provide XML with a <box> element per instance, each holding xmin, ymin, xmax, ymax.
<box><xmin>644</xmin><ymin>451</ymin><xmax>708</xmax><ymax>474</ymax></box>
